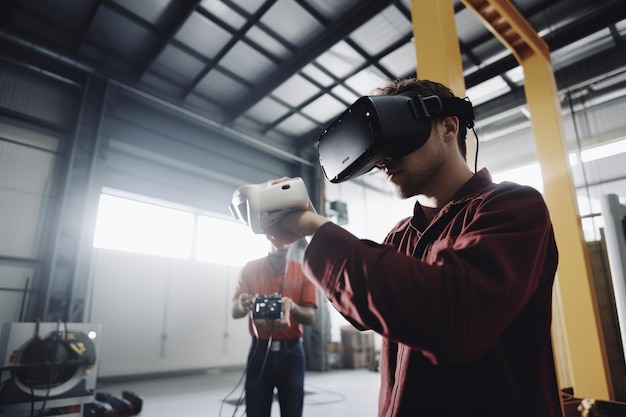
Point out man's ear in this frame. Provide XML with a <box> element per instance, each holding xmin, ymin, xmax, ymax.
<box><xmin>441</xmin><ymin>116</ymin><xmax>460</xmax><ymax>142</ymax></box>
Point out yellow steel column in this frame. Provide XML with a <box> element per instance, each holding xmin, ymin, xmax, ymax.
<box><xmin>410</xmin><ymin>0</ymin><xmax>477</xmax><ymax>173</ymax></box>
<box><xmin>410</xmin><ymin>0</ymin><xmax>611</xmax><ymax>401</ymax></box>
<box><xmin>410</xmin><ymin>0</ymin><xmax>465</xmax><ymax>93</ymax></box>
<box><xmin>458</xmin><ymin>0</ymin><xmax>611</xmax><ymax>400</ymax></box>
<box><xmin>522</xmin><ymin>50</ymin><xmax>611</xmax><ymax>400</ymax></box>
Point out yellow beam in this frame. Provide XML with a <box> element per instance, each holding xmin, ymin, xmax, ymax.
<box><xmin>410</xmin><ymin>0</ymin><xmax>477</xmax><ymax>171</ymax></box>
<box><xmin>524</xmin><ymin>51</ymin><xmax>612</xmax><ymax>401</ymax></box>
<box><xmin>460</xmin><ymin>0</ymin><xmax>612</xmax><ymax>401</ymax></box>
<box><xmin>410</xmin><ymin>0</ymin><xmax>465</xmax><ymax>94</ymax></box>
<box><xmin>462</xmin><ymin>0</ymin><xmax>549</xmax><ymax>61</ymax></box>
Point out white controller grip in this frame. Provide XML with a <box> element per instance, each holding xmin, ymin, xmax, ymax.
<box><xmin>229</xmin><ymin>177</ymin><xmax>310</xmax><ymax>234</ymax></box>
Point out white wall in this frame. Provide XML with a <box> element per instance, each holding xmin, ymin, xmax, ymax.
<box><xmin>88</xmin><ymin>249</ymin><xmax>250</xmax><ymax>378</ymax></box>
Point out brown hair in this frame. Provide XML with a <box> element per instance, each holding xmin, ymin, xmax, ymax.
<box><xmin>374</xmin><ymin>78</ymin><xmax>467</xmax><ymax>159</ymax></box>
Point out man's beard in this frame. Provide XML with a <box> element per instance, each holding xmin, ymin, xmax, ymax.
<box><xmin>391</xmin><ymin>151</ymin><xmax>445</xmax><ymax>199</ymax></box>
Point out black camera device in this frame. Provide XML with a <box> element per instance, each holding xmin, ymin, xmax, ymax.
<box><xmin>252</xmin><ymin>293</ymin><xmax>283</xmax><ymax>320</ymax></box>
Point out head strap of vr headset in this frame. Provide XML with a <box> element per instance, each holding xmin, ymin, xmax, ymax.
<box><xmin>401</xmin><ymin>92</ymin><xmax>475</xmax><ymax>129</ymax></box>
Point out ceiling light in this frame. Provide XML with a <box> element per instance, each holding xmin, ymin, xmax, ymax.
<box><xmin>569</xmin><ymin>138</ymin><xmax>626</xmax><ymax>166</ymax></box>
<box><xmin>580</xmin><ymin>138</ymin><xmax>626</xmax><ymax>163</ymax></box>
<box><xmin>589</xmin><ymin>69</ymin><xmax>626</xmax><ymax>91</ymax></box>
<box><xmin>466</xmin><ymin>77</ymin><xmax>511</xmax><ymax>106</ymax></box>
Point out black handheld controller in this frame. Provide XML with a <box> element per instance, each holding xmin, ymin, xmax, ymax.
<box><xmin>252</xmin><ymin>293</ymin><xmax>283</xmax><ymax>320</ymax></box>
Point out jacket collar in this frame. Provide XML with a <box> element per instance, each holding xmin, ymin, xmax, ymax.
<box><xmin>411</xmin><ymin>168</ymin><xmax>493</xmax><ymax>230</ymax></box>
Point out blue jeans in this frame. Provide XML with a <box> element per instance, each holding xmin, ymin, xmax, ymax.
<box><xmin>245</xmin><ymin>338</ymin><xmax>305</xmax><ymax>417</ymax></box>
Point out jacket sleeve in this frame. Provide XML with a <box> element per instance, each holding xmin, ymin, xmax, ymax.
<box><xmin>302</xmin><ymin>185</ymin><xmax>558</xmax><ymax>365</ymax></box>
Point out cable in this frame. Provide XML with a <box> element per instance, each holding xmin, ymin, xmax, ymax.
<box><xmin>472</xmin><ymin>127</ymin><xmax>480</xmax><ymax>174</ymax></box>
<box><xmin>228</xmin><ymin>371</ymin><xmax>248</xmax><ymax>417</ymax></box>
<box><xmin>231</xmin><ymin>321</ymin><xmax>265</xmax><ymax>417</ymax></box>
<box><xmin>28</xmin><ymin>319</ymin><xmax>42</xmax><ymax>417</ymax></box>
<box><xmin>567</xmin><ymin>91</ymin><xmax>599</xmax><ymax>239</ymax></box>
<box><xmin>303</xmin><ymin>382</ymin><xmax>347</xmax><ymax>406</ymax></box>
<box><xmin>218</xmin><ymin>367</ymin><xmax>247</xmax><ymax>417</ymax></box>
<box><xmin>241</xmin><ymin>321</ymin><xmax>274</xmax><ymax>416</ymax></box>
<box><xmin>35</xmin><ymin>320</ymin><xmax>63</xmax><ymax>417</ymax></box>
<box><xmin>222</xmin><ymin>319</ymin><xmax>274</xmax><ymax>417</ymax></box>
<box><xmin>30</xmin><ymin>384</ymin><xmax>34</xmax><ymax>417</ymax></box>
<box><xmin>219</xmin><ymin>307</ymin><xmax>258</xmax><ymax>417</ymax></box>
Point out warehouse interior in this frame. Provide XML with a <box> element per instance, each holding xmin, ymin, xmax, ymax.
<box><xmin>1</xmin><ymin>0</ymin><xmax>626</xmax><ymax>416</ymax></box>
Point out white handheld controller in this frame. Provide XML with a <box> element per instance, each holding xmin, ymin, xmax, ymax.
<box><xmin>229</xmin><ymin>177</ymin><xmax>310</xmax><ymax>234</ymax></box>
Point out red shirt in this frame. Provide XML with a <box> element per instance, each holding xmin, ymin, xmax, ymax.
<box><xmin>234</xmin><ymin>257</ymin><xmax>318</xmax><ymax>340</ymax></box>
<box><xmin>303</xmin><ymin>169</ymin><xmax>561</xmax><ymax>417</ymax></box>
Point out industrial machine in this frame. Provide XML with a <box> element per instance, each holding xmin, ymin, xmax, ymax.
<box><xmin>0</xmin><ymin>322</ymin><xmax>101</xmax><ymax>417</ymax></box>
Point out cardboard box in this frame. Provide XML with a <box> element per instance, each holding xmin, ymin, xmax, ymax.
<box><xmin>340</xmin><ymin>326</ymin><xmax>376</xmax><ymax>368</ymax></box>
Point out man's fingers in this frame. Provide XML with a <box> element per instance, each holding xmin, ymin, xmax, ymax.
<box><xmin>267</xmin><ymin>176</ymin><xmax>290</xmax><ymax>186</ymax></box>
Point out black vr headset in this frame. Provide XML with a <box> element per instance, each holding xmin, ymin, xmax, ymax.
<box><xmin>317</xmin><ymin>92</ymin><xmax>475</xmax><ymax>183</ymax></box>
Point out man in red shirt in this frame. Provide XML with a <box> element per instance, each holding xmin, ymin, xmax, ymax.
<box><xmin>266</xmin><ymin>78</ymin><xmax>562</xmax><ymax>416</ymax></box>
<box><xmin>232</xmin><ymin>241</ymin><xmax>317</xmax><ymax>417</ymax></box>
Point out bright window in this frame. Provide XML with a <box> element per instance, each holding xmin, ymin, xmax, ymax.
<box><xmin>569</xmin><ymin>138</ymin><xmax>626</xmax><ymax>165</ymax></box>
<box><xmin>492</xmin><ymin>162</ymin><xmax>544</xmax><ymax>193</ymax></box>
<box><xmin>93</xmin><ymin>192</ymin><xmax>269</xmax><ymax>266</ymax></box>
<box><xmin>491</xmin><ymin>162</ymin><xmax>604</xmax><ymax>241</ymax></box>
<box><xmin>195</xmin><ymin>215</ymin><xmax>269</xmax><ymax>265</ymax></box>
<box><xmin>93</xmin><ymin>194</ymin><xmax>194</xmax><ymax>259</ymax></box>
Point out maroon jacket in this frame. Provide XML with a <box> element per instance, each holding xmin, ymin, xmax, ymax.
<box><xmin>303</xmin><ymin>169</ymin><xmax>561</xmax><ymax>417</ymax></box>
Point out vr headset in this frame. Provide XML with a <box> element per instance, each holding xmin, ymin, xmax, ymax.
<box><xmin>317</xmin><ymin>93</ymin><xmax>474</xmax><ymax>183</ymax></box>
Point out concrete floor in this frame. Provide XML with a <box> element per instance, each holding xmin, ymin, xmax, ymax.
<box><xmin>95</xmin><ymin>368</ymin><xmax>381</xmax><ymax>417</ymax></box>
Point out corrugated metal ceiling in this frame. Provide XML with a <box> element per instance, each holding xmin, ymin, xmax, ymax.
<box><xmin>1</xmin><ymin>0</ymin><xmax>625</xmax><ymax>158</ymax></box>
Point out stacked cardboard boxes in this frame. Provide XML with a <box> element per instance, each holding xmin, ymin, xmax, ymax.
<box><xmin>327</xmin><ymin>341</ymin><xmax>342</xmax><ymax>369</ymax></box>
<box><xmin>340</xmin><ymin>326</ymin><xmax>375</xmax><ymax>369</ymax></box>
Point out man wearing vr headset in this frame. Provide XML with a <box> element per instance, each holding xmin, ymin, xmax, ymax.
<box><xmin>266</xmin><ymin>78</ymin><xmax>561</xmax><ymax>416</ymax></box>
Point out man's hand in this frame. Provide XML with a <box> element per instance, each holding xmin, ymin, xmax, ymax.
<box><xmin>232</xmin><ymin>293</ymin><xmax>255</xmax><ymax>318</ymax></box>
<box><xmin>270</xmin><ymin>296</ymin><xmax>293</xmax><ymax>329</ymax></box>
<box><xmin>264</xmin><ymin>177</ymin><xmax>330</xmax><ymax>247</ymax></box>
<box><xmin>239</xmin><ymin>293</ymin><xmax>254</xmax><ymax>312</ymax></box>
